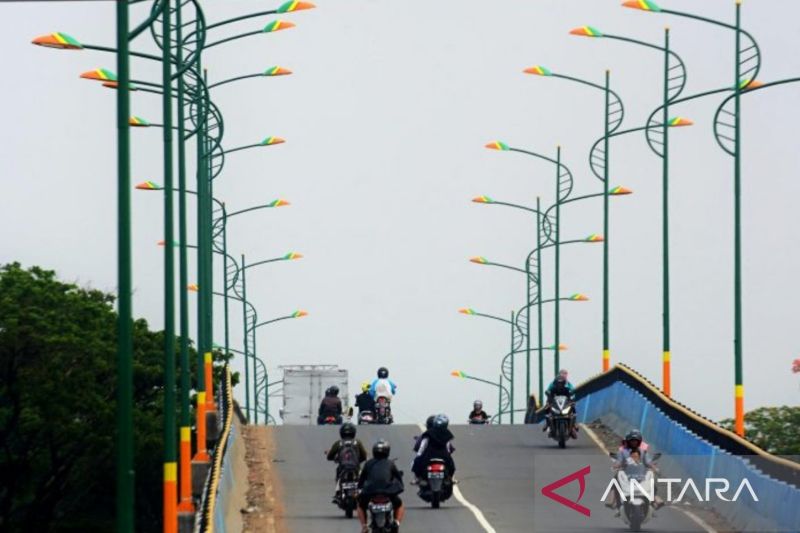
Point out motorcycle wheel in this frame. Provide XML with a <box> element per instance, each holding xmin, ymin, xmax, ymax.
<box><xmin>345</xmin><ymin>507</ymin><xmax>353</xmax><ymax>519</ymax></box>
<box><xmin>628</xmin><ymin>506</ymin><xmax>643</xmax><ymax>532</ymax></box>
<box><xmin>431</xmin><ymin>492</ymin><xmax>440</xmax><ymax>509</ymax></box>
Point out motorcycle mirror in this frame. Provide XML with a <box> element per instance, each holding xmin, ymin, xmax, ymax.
<box><xmin>608</xmin><ymin>451</ymin><xmax>617</xmax><ymax>458</ymax></box>
<box><xmin>652</xmin><ymin>452</ymin><xmax>662</xmax><ymax>460</ymax></box>
<box><xmin>347</xmin><ymin>406</ymin><xmax>354</xmax><ymax>417</ymax></box>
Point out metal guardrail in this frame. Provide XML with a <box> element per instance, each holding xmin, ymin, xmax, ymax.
<box><xmin>197</xmin><ymin>367</ymin><xmax>234</xmax><ymax>533</ymax></box>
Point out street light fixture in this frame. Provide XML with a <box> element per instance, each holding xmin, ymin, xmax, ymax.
<box><xmin>520</xmin><ymin>67</ymin><xmax>626</xmax><ymax>373</ymax></box>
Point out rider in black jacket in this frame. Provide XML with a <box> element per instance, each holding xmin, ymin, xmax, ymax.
<box><xmin>412</xmin><ymin>414</ymin><xmax>455</xmax><ymax>479</ymax></box>
<box><xmin>357</xmin><ymin>439</ymin><xmax>405</xmax><ymax>533</ymax></box>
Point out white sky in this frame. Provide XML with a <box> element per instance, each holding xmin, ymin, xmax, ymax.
<box><xmin>2</xmin><ymin>0</ymin><xmax>799</xmax><ymax>424</ymax></box>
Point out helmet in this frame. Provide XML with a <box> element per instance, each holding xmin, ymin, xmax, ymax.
<box><xmin>329</xmin><ymin>385</ymin><xmax>340</xmax><ymax>396</ymax></box>
<box><xmin>373</xmin><ymin>438</ymin><xmax>391</xmax><ymax>459</ymax></box>
<box><xmin>377</xmin><ymin>367</ymin><xmax>389</xmax><ymax>379</ymax></box>
<box><xmin>432</xmin><ymin>414</ymin><xmax>450</xmax><ymax>430</ymax></box>
<box><xmin>473</xmin><ymin>400</ymin><xmax>483</xmax><ymax>411</ymax></box>
<box><xmin>340</xmin><ymin>422</ymin><xmax>356</xmax><ymax>439</ymax></box>
<box><xmin>361</xmin><ymin>381</ymin><xmax>371</xmax><ymax>393</ymax></box>
<box><xmin>625</xmin><ymin>429</ymin><xmax>643</xmax><ymax>448</ymax></box>
<box><xmin>324</xmin><ymin>386</ymin><xmax>333</xmax><ymax>397</ymax></box>
<box><xmin>425</xmin><ymin>415</ymin><xmax>436</xmax><ymax>429</ymax></box>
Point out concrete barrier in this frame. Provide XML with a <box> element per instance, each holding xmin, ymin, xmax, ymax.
<box><xmin>211</xmin><ymin>417</ymin><xmax>248</xmax><ymax>533</ymax></box>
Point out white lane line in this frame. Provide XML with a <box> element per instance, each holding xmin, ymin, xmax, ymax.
<box><xmin>579</xmin><ymin>423</ymin><xmax>609</xmax><ymax>454</ymax></box>
<box><xmin>578</xmin><ymin>424</ymin><xmax>718</xmax><ymax>533</ymax></box>
<box><xmin>416</xmin><ymin>424</ymin><xmax>497</xmax><ymax>533</ymax></box>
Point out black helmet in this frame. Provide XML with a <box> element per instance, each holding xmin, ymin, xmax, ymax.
<box><xmin>433</xmin><ymin>414</ymin><xmax>450</xmax><ymax>430</ymax></box>
<box><xmin>329</xmin><ymin>385</ymin><xmax>340</xmax><ymax>396</ymax></box>
<box><xmin>340</xmin><ymin>422</ymin><xmax>356</xmax><ymax>439</ymax></box>
<box><xmin>425</xmin><ymin>415</ymin><xmax>436</xmax><ymax>429</ymax></box>
<box><xmin>324</xmin><ymin>386</ymin><xmax>332</xmax><ymax>397</ymax></box>
<box><xmin>473</xmin><ymin>400</ymin><xmax>483</xmax><ymax>411</ymax></box>
<box><xmin>377</xmin><ymin>367</ymin><xmax>389</xmax><ymax>379</ymax></box>
<box><xmin>373</xmin><ymin>438</ymin><xmax>390</xmax><ymax>459</ymax></box>
<box><xmin>625</xmin><ymin>429</ymin><xmax>643</xmax><ymax>447</ymax></box>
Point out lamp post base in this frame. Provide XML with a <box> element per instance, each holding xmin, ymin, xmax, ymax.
<box><xmin>178</xmin><ymin>511</ymin><xmax>195</xmax><ymax>533</ymax></box>
<box><xmin>206</xmin><ymin>411</ymin><xmax>220</xmax><ymax>446</ymax></box>
<box><xmin>191</xmin><ymin>460</ymin><xmax>210</xmax><ymax>499</ymax></box>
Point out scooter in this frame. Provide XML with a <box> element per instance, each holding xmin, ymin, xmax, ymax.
<box><xmin>334</xmin><ymin>467</ymin><xmax>360</xmax><ymax>518</ymax></box>
<box><xmin>375</xmin><ymin>396</ymin><xmax>393</xmax><ymax>425</ymax></box>
<box><xmin>608</xmin><ymin>451</ymin><xmax>662</xmax><ymax>532</ymax></box>
<box><xmin>417</xmin><ymin>458</ymin><xmax>453</xmax><ymax>509</ymax></box>
<box><xmin>358</xmin><ymin>410</ymin><xmax>376</xmax><ymax>425</ymax></box>
<box><xmin>367</xmin><ymin>495</ymin><xmax>398</xmax><ymax>532</ymax></box>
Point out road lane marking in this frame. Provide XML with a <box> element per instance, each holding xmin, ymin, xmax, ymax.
<box><xmin>416</xmin><ymin>424</ymin><xmax>497</xmax><ymax>533</ymax></box>
<box><xmin>578</xmin><ymin>424</ymin><xmax>718</xmax><ymax>533</ymax></box>
<box><xmin>579</xmin><ymin>423</ymin><xmax>609</xmax><ymax>453</ymax></box>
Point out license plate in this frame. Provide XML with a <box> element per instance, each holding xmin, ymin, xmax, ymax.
<box><xmin>341</xmin><ymin>482</ymin><xmax>358</xmax><ymax>490</ymax></box>
<box><xmin>370</xmin><ymin>503</ymin><xmax>392</xmax><ymax>512</ymax></box>
<box><xmin>428</xmin><ymin>472</ymin><xmax>445</xmax><ymax>479</ymax></box>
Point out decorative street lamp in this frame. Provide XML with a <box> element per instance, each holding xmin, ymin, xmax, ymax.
<box><xmin>619</xmin><ymin>0</ymin><xmax>763</xmax><ymax>441</ymax></box>
<box><xmin>522</xmin><ymin>65</ymin><xmax>625</xmax><ymax>374</ymax></box>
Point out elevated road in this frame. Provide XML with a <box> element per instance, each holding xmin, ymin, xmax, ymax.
<box><xmin>271</xmin><ymin>424</ymin><xmax>709</xmax><ymax>532</ymax></box>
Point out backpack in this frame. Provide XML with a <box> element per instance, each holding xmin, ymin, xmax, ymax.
<box><xmin>337</xmin><ymin>440</ymin><xmax>360</xmax><ymax>471</ymax></box>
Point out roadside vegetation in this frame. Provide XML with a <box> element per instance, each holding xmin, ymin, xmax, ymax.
<box><xmin>0</xmin><ymin>263</ymin><xmax>233</xmax><ymax>532</ymax></box>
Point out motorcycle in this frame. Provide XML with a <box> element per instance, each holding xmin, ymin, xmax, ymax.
<box><xmin>546</xmin><ymin>395</ymin><xmax>575</xmax><ymax>448</ymax></box>
<box><xmin>468</xmin><ymin>416</ymin><xmax>489</xmax><ymax>425</ymax></box>
<box><xmin>320</xmin><ymin>415</ymin><xmax>340</xmax><ymax>425</ymax></box>
<box><xmin>358</xmin><ymin>410</ymin><xmax>376</xmax><ymax>425</ymax></box>
<box><xmin>334</xmin><ymin>467</ymin><xmax>360</xmax><ymax>518</ymax></box>
<box><xmin>608</xmin><ymin>451</ymin><xmax>662</xmax><ymax>532</ymax></box>
<box><xmin>375</xmin><ymin>396</ymin><xmax>393</xmax><ymax>425</ymax></box>
<box><xmin>417</xmin><ymin>458</ymin><xmax>453</xmax><ymax>509</ymax></box>
<box><xmin>367</xmin><ymin>495</ymin><xmax>398</xmax><ymax>532</ymax></box>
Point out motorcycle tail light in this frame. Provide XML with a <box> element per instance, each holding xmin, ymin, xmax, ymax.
<box><xmin>428</xmin><ymin>463</ymin><xmax>445</xmax><ymax>473</ymax></box>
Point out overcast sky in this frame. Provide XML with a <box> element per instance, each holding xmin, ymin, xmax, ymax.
<box><xmin>2</xmin><ymin>0</ymin><xmax>799</xmax><ymax>424</ymax></box>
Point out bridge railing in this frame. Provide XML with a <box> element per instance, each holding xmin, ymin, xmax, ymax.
<box><xmin>534</xmin><ymin>364</ymin><xmax>800</xmax><ymax>531</ymax></box>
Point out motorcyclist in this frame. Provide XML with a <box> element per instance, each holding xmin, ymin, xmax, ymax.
<box><xmin>412</xmin><ymin>414</ymin><xmax>456</xmax><ymax>482</ymax></box>
<box><xmin>317</xmin><ymin>385</ymin><xmax>343</xmax><ymax>425</ymax></box>
<box><xmin>542</xmin><ymin>369</ymin><xmax>577</xmax><ymax>438</ymax></box>
<box><xmin>370</xmin><ymin>367</ymin><xmax>397</xmax><ymax>401</ymax></box>
<box><xmin>326</xmin><ymin>422</ymin><xmax>367</xmax><ymax>503</ymax></box>
<box><xmin>355</xmin><ymin>381</ymin><xmax>376</xmax><ymax>415</ymax></box>
<box><xmin>614</xmin><ymin>429</ymin><xmax>654</xmax><ymax>469</ymax></box>
<box><xmin>606</xmin><ymin>429</ymin><xmax>662</xmax><ymax>513</ymax></box>
<box><xmin>468</xmin><ymin>400</ymin><xmax>490</xmax><ymax>423</ymax></box>
<box><xmin>357</xmin><ymin>439</ymin><xmax>405</xmax><ymax>533</ymax></box>
<box><xmin>413</xmin><ymin>415</ymin><xmax>454</xmax><ymax>454</ymax></box>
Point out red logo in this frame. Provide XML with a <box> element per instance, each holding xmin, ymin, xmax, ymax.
<box><xmin>540</xmin><ymin>465</ymin><xmax>591</xmax><ymax>516</ymax></box>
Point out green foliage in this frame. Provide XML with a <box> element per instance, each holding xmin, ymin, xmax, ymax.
<box><xmin>0</xmin><ymin>263</ymin><xmax>236</xmax><ymax>532</ymax></box>
<box><xmin>720</xmin><ymin>406</ymin><xmax>800</xmax><ymax>458</ymax></box>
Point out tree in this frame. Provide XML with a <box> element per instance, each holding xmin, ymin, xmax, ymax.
<box><xmin>0</xmin><ymin>263</ymin><xmax>235</xmax><ymax>532</ymax></box>
<box><xmin>721</xmin><ymin>406</ymin><xmax>800</xmax><ymax>458</ymax></box>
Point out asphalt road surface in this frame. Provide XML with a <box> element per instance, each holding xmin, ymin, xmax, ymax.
<box><xmin>272</xmin><ymin>423</ymin><xmax>709</xmax><ymax>533</ymax></box>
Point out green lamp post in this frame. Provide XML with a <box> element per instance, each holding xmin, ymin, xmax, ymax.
<box><xmin>522</xmin><ymin>66</ymin><xmax>625</xmax><ymax>373</ymax></box>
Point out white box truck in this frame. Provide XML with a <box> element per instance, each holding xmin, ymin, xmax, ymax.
<box><xmin>279</xmin><ymin>365</ymin><xmax>349</xmax><ymax>425</ymax></box>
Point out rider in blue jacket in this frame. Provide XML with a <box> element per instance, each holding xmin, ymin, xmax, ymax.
<box><xmin>370</xmin><ymin>367</ymin><xmax>397</xmax><ymax>400</ymax></box>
